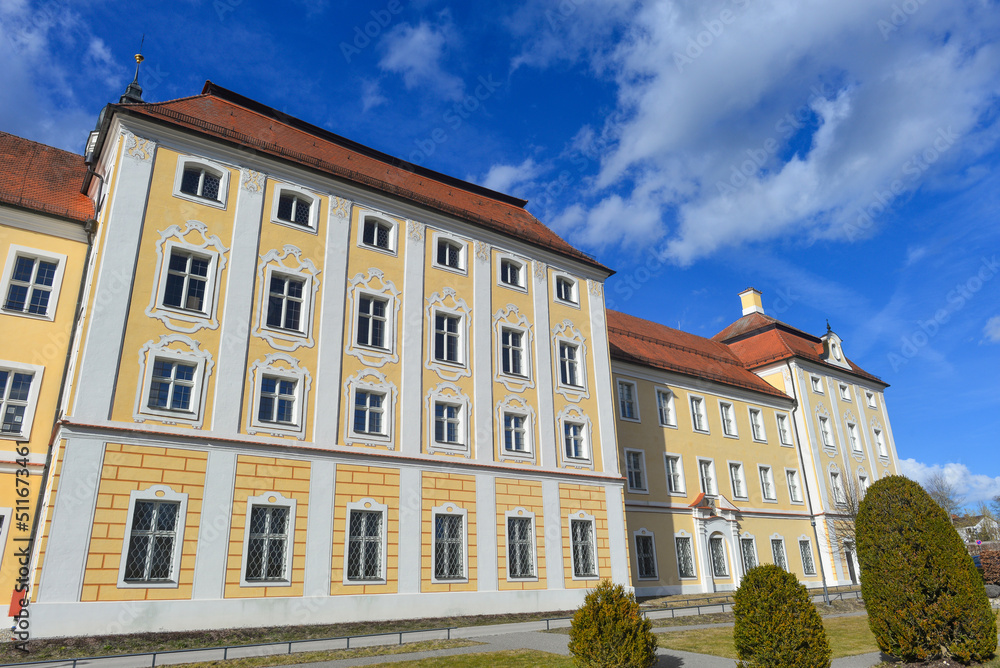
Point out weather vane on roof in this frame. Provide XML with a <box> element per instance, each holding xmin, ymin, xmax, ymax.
<box><xmin>119</xmin><ymin>35</ymin><xmax>146</xmax><ymax>104</ymax></box>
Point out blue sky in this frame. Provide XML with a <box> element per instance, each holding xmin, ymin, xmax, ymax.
<box><xmin>2</xmin><ymin>0</ymin><xmax>999</xmax><ymax>507</ymax></box>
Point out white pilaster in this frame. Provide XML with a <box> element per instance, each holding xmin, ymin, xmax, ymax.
<box><xmin>397</xmin><ymin>467</ymin><xmax>422</xmax><ymax>593</ymax></box>
<box><xmin>541</xmin><ymin>479</ymin><xmax>564</xmax><ymax>589</ymax></box>
<box><xmin>191</xmin><ymin>450</ymin><xmax>237</xmax><ymax>600</ymax></box>
<box><xmin>399</xmin><ymin>222</ymin><xmax>426</xmax><ymax>456</ymax></box>
<box><xmin>303</xmin><ymin>460</ymin><xmax>336</xmax><ymax>595</ymax></box>
<box><xmin>532</xmin><ymin>263</ymin><xmax>556</xmax><ymax>467</ymax></box>
<box><xmin>604</xmin><ymin>484</ymin><xmax>630</xmax><ymax>584</ymax></box>
<box><xmin>475</xmin><ymin>474</ymin><xmax>497</xmax><ymax>591</ymax></box>
<box><xmin>587</xmin><ymin>282</ymin><xmax>618</xmax><ymax>475</ymax></box>
<box><xmin>473</xmin><ymin>244</ymin><xmax>494</xmax><ymax>462</ymax></box>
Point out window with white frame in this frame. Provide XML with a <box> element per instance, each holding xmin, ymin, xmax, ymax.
<box><xmin>266</xmin><ymin>273</ymin><xmax>305</xmax><ymax>332</ymax></box>
<box><xmin>709</xmin><ymin>535</ymin><xmax>728</xmax><ymax>577</ymax></box>
<box><xmin>570</xmin><ymin>517</ymin><xmax>597</xmax><ymax>578</ymax></box>
<box><xmin>244</xmin><ymin>501</ymin><xmax>292</xmax><ymax>583</ymax></box>
<box><xmin>361</xmin><ymin>216</ymin><xmax>394</xmax><ymax>251</ymax></box>
<box><xmin>506</xmin><ymin>513</ymin><xmax>535</xmax><ymax>580</ymax></box>
<box><xmin>256</xmin><ymin>248</ymin><xmax>318</xmax><ymax>351</ymax></box>
<box><xmin>560</xmin><ymin>343</ymin><xmax>582</xmax><ymax>387</ymax></box>
<box><xmin>740</xmin><ymin>537</ymin><xmax>757</xmax><ymax>573</ymax></box>
<box><xmin>786</xmin><ymin>469</ymin><xmax>803</xmax><ymax>503</ymax></box>
<box><xmin>555</xmin><ymin>275</ymin><xmax>578</xmax><ymax>305</ymax></box>
<box><xmin>749</xmin><ymin>408</ymin><xmax>766</xmax><ymax>441</ymax></box>
<box><xmin>503</xmin><ymin>412</ymin><xmax>529</xmax><ymax>454</ymax></box>
<box><xmin>276</xmin><ymin>192</ymin><xmax>312</xmax><ymax>227</ymax></box>
<box><xmin>819</xmin><ymin>416</ymin><xmax>834</xmax><ymax>447</ymax></box>
<box><xmin>858</xmin><ymin>471</ymin><xmax>869</xmax><ymax>493</ymax></box>
<box><xmin>499</xmin><ymin>258</ymin><xmax>523</xmax><ymax>288</ymax></box>
<box><xmin>874</xmin><ymin>428</ymin><xmax>887</xmax><ymax>457</ymax></box>
<box><xmin>435</xmin><ymin>238</ymin><xmax>464</xmax><ymax>271</ymax></box>
<box><xmin>120</xmin><ymin>489</ymin><xmax>186</xmax><ymax>586</ymax></box>
<box><xmin>434</xmin><ymin>312</ymin><xmax>461</xmax><ymax>364</ymax></box>
<box><xmin>771</xmin><ymin>538</ymin><xmax>787</xmax><ymax>570</ymax></box>
<box><xmin>847</xmin><ymin>422</ymin><xmax>861</xmax><ymax>452</ymax></box>
<box><xmin>811</xmin><ymin>375</ymin><xmax>823</xmax><ymax>393</ymax></box>
<box><xmin>656</xmin><ymin>389</ymin><xmax>676</xmax><ymax>426</ymax></box>
<box><xmin>501</xmin><ymin>328</ymin><xmax>525</xmax><ymax>376</ymax></box>
<box><xmin>618</xmin><ymin>380</ymin><xmax>638</xmax><ymax>420</ymax></box>
<box><xmin>162</xmin><ymin>249</ymin><xmax>210</xmax><ymax>313</ymax></box>
<box><xmin>346</xmin><ymin>503</ymin><xmax>385</xmax><ymax>582</ymax></box>
<box><xmin>675</xmin><ymin>535</ymin><xmax>696</xmax><ymax>578</ymax></box>
<box><xmin>356</xmin><ymin>295</ymin><xmax>388</xmax><ymax>348</ymax></box>
<box><xmin>343</xmin><ymin>370</ymin><xmax>396</xmax><ymax>446</ymax></box>
<box><xmin>147</xmin><ymin>359</ymin><xmax>196</xmax><ymax>413</ymax></box>
<box><xmin>839</xmin><ymin>384</ymin><xmax>851</xmax><ymax>401</ymax></box>
<box><xmin>690</xmin><ymin>396</ymin><xmax>708</xmax><ymax>432</ymax></box>
<box><xmin>433</xmin><ymin>509</ymin><xmax>466</xmax><ymax>580</ymax></box>
<box><xmin>180</xmin><ymin>165</ymin><xmax>222</xmax><ymax>202</ymax></box>
<box><xmin>354</xmin><ymin>390</ymin><xmax>386</xmax><ymax>436</ymax></box>
<box><xmin>135</xmin><ymin>335</ymin><xmax>213</xmax><ymax>426</ymax></box>
<box><xmin>1</xmin><ymin>246</ymin><xmax>66</xmax><ymax>319</ymax></box>
<box><xmin>434</xmin><ymin>401</ymin><xmax>462</xmax><ymax>446</ymax></box>
<box><xmin>0</xmin><ymin>363</ymin><xmax>42</xmax><ymax>437</ymax></box>
<box><xmin>257</xmin><ymin>376</ymin><xmax>297</xmax><ymax>425</ymax></box>
<box><xmin>799</xmin><ymin>539</ymin><xmax>816</xmax><ymax>575</ymax></box>
<box><xmin>665</xmin><ymin>454</ymin><xmax>685</xmax><ymax>494</ymax></box>
<box><xmin>776</xmin><ymin>413</ymin><xmax>792</xmax><ymax>445</ymax></box>
<box><xmin>720</xmin><ymin>402</ymin><xmax>737</xmax><ymax>436</ymax></box>
<box><xmin>729</xmin><ymin>462</ymin><xmax>746</xmax><ymax>499</ymax></box>
<box><xmin>866</xmin><ymin>391</ymin><xmax>877</xmax><ymax>408</ymax></box>
<box><xmin>635</xmin><ymin>532</ymin><xmax>657</xmax><ymax>580</ymax></box>
<box><xmin>625</xmin><ymin>450</ymin><xmax>646</xmax><ymax>492</ymax></box>
<box><xmin>698</xmin><ymin>459</ymin><xmax>716</xmax><ymax>495</ymax></box>
<box><xmin>564</xmin><ymin>421</ymin><xmax>587</xmax><ymax>460</ymax></box>
<box><xmin>247</xmin><ymin>354</ymin><xmax>311</xmax><ymax>438</ymax></box>
<box><xmin>759</xmin><ymin>466</ymin><xmax>776</xmax><ymax>501</ymax></box>
<box><xmin>830</xmin><ymin>470</ymin><xmax>846</xmax><ymax>504</ymax></box>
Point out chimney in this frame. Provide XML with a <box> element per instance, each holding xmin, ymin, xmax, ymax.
<box><xmin>739</xmin><ymin>287</ymin><xmax>764</xmax><ymax>316</ymax></box>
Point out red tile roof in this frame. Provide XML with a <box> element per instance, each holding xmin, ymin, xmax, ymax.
<box><xmin>111</xmin><ymin>82</ymin><xmax>609</xmax><ymax>274</ymax></box>
<box><xmin>0</xmin><ymin>132</ymin><xmax>92</xmax><ymax>223</ymax></box>
<box><xmin>714</xmin><ymin>313</ymin><xmax>887</xmax><ymax>387</ymax></box>
<box><xmin>607</xmin><ymin>310</ymin><xmax>791</xmax><ymax>400</ymax></box>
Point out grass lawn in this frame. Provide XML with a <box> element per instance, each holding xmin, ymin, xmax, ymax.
<box><xmin>170</xmin><ymin>639</ymin><xmax>483</xmax><ymax>667</ymax></box>
<box><xmin>656</xmin><ymin>615</ymin><xmax>878</xmax><ymax>660</ymax></box>
<box><xmin>387</xmin><ymin>649</ymin><xmax>574</xmax><ymax>667</ymax></box>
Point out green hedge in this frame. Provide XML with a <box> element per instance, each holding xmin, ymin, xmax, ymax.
<box><xmin>568</xmin><ymin>579</ymin><xmax>657</xmax><ymax>668</ymax></box>
<box><xmin>856</xmin><ymin>475</ymin><xmax>996</xmax><ymax>664</ymax></box>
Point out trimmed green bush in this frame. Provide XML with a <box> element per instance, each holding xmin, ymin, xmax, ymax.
<box><xmin>732</xmin><ymin>563</ymin><xmax>831</xmax><ymax>668</ymax></box>
<box><xmin>856</xmin><ymin>475</ymin><xmax>997</xmax><ymax>664</ymax></box>
<box><xmin>568</xmin><ymin>579</ymin><xmax>657</xmax><ymax>668</ymax></box>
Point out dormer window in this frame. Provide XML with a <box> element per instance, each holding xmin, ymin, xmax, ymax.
<box><xmin>180</xmin><ymin>167</ymin><xmax>221</xmax><ymax>201</ymax></box>
<box><xmin>277</xmin><ymin>194</ymin><xmax>311</xmax><ymax>226</ymax></box>
<box><xmin>173</xmin><ymin>157</ymin><xmax>230</xmax><ymax>208</ymax></box>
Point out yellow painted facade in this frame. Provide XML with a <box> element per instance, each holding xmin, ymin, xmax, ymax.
<box><xmin>559</xmin><ymin>483</ymin><xmax>611</xmax><ymax>588</ymax></box>
<box><xmin>330</xmin><ymin>464</ymin><xmax>400</xmax><ymax>595</ymax></box>
<box><xmin>421</xmin><ymin>471</ymin><xmax>477</xmax><ymax>592</ymax></box>
<box><xmin>495</xmin><ymin>477</ymin><xmax>547</xmax><ymax>591</ymax></box>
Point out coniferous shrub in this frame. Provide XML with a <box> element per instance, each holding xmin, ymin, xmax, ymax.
<box><xmin>980</xmin><ymin>550</ymin><xmax>1000</xmax><ymax>584</ymax></box>
<box><xmin>856</xmin><ymin>475</ymin><xmax>997</xmax><ymax>664</ymax></box>
<box><xmin>732</xmin><ymin>563</ymin><xmax>831</xmax><ymax>668</ymax></box>
<box><xmin>568</xmin><ymin>579</ymin><xmax>657</xmax><ymax>668</ymax></box>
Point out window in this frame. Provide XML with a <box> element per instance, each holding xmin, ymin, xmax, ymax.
<box><xmin>503</xmin><ymin>413</ymin><xmax>528</xmax><ymax>453</ymax></box>
<box><xmin>560</xmin><ymin>343</ymin><xmax>582</xmax><ymax>387</ymax></box>
<box><xmin>786</xmin><ymin>470</ymin><xmax>803</xmax><ymax>503</ymax></box>
<box><xmin>771</xmin><ymin>538</ymin><xmax>787</xmax><ymax>570</ymax></box>
<box><xmin>709</xmin><ymin>536</ymin><xmax>728</xmax><ymax>577</ymax></box>
<box><xmin>346</xmin><ymin>509</ymin><xmax>383</xmax><ymax>581</ymax></box>
<box><xmin>3</xmin><ymin>254</ymin><xmax>59</xmax><ymax>316</ymax></box>
<box><xmin>570</xmin><ymin>518</ymin><xmax>597</xmax><ymax>578</ymax></box>
<box><xmin>799</xmin><ymin>540</ymin><xmax>816</xmax><ymax>575</ymax></box>
<box><xmin>675</xmin><ymin>536</ymin><xmax>696</xmax><ymax>578</ymax></box>
<box><xmin>257</xmin><ymin>376</ymin><xmax>296</xmax><ymax>424</ymax></box>
<box><xmin>819</xmin><ymin>416</ymin><xmax>833</xmax><ymax>447</ymax></box>
<box><xmin>353</xmin><ymin>390</ymin><xmax>385</xmax><ymax>435</ymax></box>
<box><xmin>0</xmin><ymin>367</ymin><xmax>37</xmax><ymax>435</ymax></box>
<box><xmin>435</xmin><ymin>238</ymin><xmax>463</xmax><ymax>270</ymax></box>
<box><xmin>180</xmin><ymin>166</ymin><xmax>221</xmax><ymax>201</ymax></box>
<box><xmin>690</xmin><ymin>396</ymin><xmax>708</xmax><ymax>432</ymax></box>
<box><xmin>617</xmin><ymin>381</ymin><xmax>637</xmax><ymax>419</ymax></box>
<box><xmin>811</xmin><ymin>375</ymin><xmax>823</xmax><ymax>393</ymax></box>
<box><xmin>625</xmin><ymin>450</ymin><xmax>646</xmax><ymax>492</ymax></box>
<box><xmin>831</xmin><ymin>471</ymin><xmax>846</xmax><ymax>504</ymax></box>
<box><xmin>245</xmin><ymin>505</ymin><xmax>290</xmax><ymax>582</ymax></box>
<box><xmin>555</xmin><ymin>276</ymin><xmax>578</xmax><ymax>304</ymax></box>
<box><xmin>729</xmin><ymin>463</ymin><xmax>746</xmax><ymax>499</ymax></box>
<box><xmin>499</xmin><ymin>259</ymin><xmax>523</xmax><ymax>288</ymax></box>
<box><xmin>434</xmin><ymin>512</ymin><xmax>465</xmax><ymax>580</ymax></box>
<box><xmin>500</xmin><ymin>329</ymin><xmax>525</xmax><ymax>376</ymax></box>
<box><xmin>162</xmin><ymin>250</ymin><xmax>209</xmax><ymax>312</ymax></box>
<box><xmin>874</xmin><ymin>428</ymin><xmax>887</xmax><ymax>457</ymax></box>
<box><xmin>749</xmin><ymin>408</ymin><xmax>766</xmax><ymax>441</ymax></box>
<box><xmin>564</xmin><ymin>421</ymin><xmax>586</xmax><ymax>460</ymax></box>
<box><xmin>635</xmin><ymin>533</ymin><xmax>657</xmax><ymax>579</ymax></box>
<box><xmin>720</xmin><ymin>402</ymin><xmax>737</xmax><ymax>436</ymax></box>
<box><xmin>123</xmin><ymin>500</ymin><xmax>179</xmax><ymax>582</ymax></box>
<box><xmin>698</xmin><ymin>459</ymin><xmax>715</xmax><ymax>495</ymax></box>
<box><xmin>866</xmin><ymin>391</ymin><xmax>877</xmax><ymax>408</ymax></box>
<box><xmin>434</xmin><ymin>402</ymin><xmax>461</xmax><ymax>445</ymax></box>
<box><xmin>507</xmin><ymin>516</ymin><xmax>535</xmax><ymax>579</ymax></box>
<box><xmin>839</xmin><ymin>384</ymin><xmax>851</xmax><ymax>401</ymax></box>
<box><xmin>847</xmin><ymin>422</ymin><xmax>861</xmax><ymax>452</ymax></box>
<box><xmin>665</xmin><ymin>455</ymin><xmax>685</xmax><ymax>494</ymax></box>
<box><xmin>362</xmin><ymin>217</ymin><xmax>393</xmax><ymax>250</ymax></box>
<box><xmin>147</xmin><ymin>359</ymin><xmax>196</xmax><ymax>412</ymax></box>
<box><xmin>776</xmin><ymin>413</ymin><xmax>792</xmax><ymax>445</ymax></box>
<box><xmin>656</xmin><ymin>389</ymin><xmax>676</xmax><ymax>426</ymax></box>
<box><xmin>434</xmin><ymin>313</ymin><xmax>461</xmax><ymax>364</ymax></box>
<box><xmin>740</xmin><ymin>537</ymin><xmax>757</xmax><ymax>573</ymax></box>
<box><xmin>858</xmin><ymin>472</ymin><xmax>869</xmax><ymax>493</ymax></box>
<box><xmin>266</xmin><ymin>274</ymin><xmax>305</xmax><ymax>331</ymax></box>
<box><xmin>357</xmin><ymin>296</ymin><xmax>387</xmax><ymax>348</ymax></box>
<box><xmin>759</xmin><ymin>466</ymin><xmax>776</xmax><ymax>501</ymax></box>
<box><xmin>276</xmin><ymin>193</ymin><xmax>311</xmax><ymax>226</ymax></box>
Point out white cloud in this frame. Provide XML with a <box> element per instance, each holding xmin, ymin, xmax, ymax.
<box><xmin>378</xmin><ymin>16</ymin><xmax>464</xmax><ymax>101</ymax></box>
<box><xmin>985</xmin><ymin>315</ymin><xmax>1000</xmax><ymax>343</ymax></box>
<box><xmin>516</xmin><ymin>0</ymin><xmax>1000</xmax><ymax>264</ymax></box>
<box><xmin>478</xmin><ymin>157</ymin><xmax>543</xmax><ymax>194</ymax></box>
<box><xmin>361</xmin><ymin>79</ymin><xmax>387</xmax><ymax>112</ymax></box>
<box><xmin>900</xmin><ymin>458</ymin><xmax>1000</xmax><ymax>508</ymax></box>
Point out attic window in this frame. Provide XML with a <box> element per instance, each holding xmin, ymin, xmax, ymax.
<box><xmin>277</xmin><ymin>194</ymin><xmax>311</xmax><ymax>226</ymax></box>
<box><xmin>180</xmin><ymin>167</ymin><xmax>221</xmax><ymax>201</ymax></box>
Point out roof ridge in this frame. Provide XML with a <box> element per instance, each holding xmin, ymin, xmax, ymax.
<box><xmin>607</xmin><ymin>324</ymin><xmax>741</xmax><ymax>367</ymax></box>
